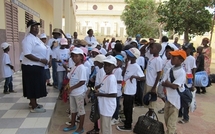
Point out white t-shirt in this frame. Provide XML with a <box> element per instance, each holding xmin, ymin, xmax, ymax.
<box><xmin>146</xmin><ymin>56</ymin><xmax>163</xmax><ymax>86</ymax></box>
<box><xmin>68</xmin><ymin>58</ymin><xmax>75</xmax><ymax>68</ymax></box>
<box><xmin>19</xmin><ymin>52</ymin><xmax>24</xmax><ymax>61</ymax></box>
<box><xmin>124</xmin><ymin>63</ymin><xmax>145</xmax><ymax>95</ymax></box>
<box><xmin>98</xmin><ymin>74</ymin><xmax>117</xmax><ymax>117</ymax></box>
<box><xmin>22</xmin><ymin>33</ymin><xmax>47</xmax><ymax>67</ymax></box>
<box><xmin>136</xmin><ymin>56</ymin><xmax>145</xmax><ymax>70</ymax></box>
<box><xmin>84</xmin><ymin>36</ymin><xmax>97</xmax><ymax>45</ymax></box>
<box><xmin>47</xmin><ymin>38</ymin><xmax>61</xmax><ymax>58</ymax></box>
<box><xmin>95</xmin><ymin>67</ymin><xmax>106</xmax><ymax>86</ymax></box>
<box><xmin>113</xmin><ymin>68</ymin><xmax>123</xmax><ymax>97</ymax></box>
<box><xmin>162</xmin><ymin>67</ymin><xmax>186</xmax><ymax>109</ymax></box>
<box><xmin>100</xmin><ymin>48</ymin><xmax>107</xmax><ymax>55</ymax></box>
<box><xmin>105</xmin><ymin>42</ymin><xmax>109</xmax><ymax>50</ymax></box>
<box><xmin>44</xmin><ymin>46</ymin><xmax>52</xmax><ymax>69</ymax></box>
<box><xmin>84</xmin><ymin>60</ymin><xmax>92</xmax><ymax>80</ymax></box>
<box><xmin>182</xmin><ymin>55</ymin><xmax>197</xmax><ymax>88</ymax></box>
<box><xmin>1</xmin><ymin>53</ymin><xmax>13</xmax><ymax>78</ymax></box>
<box><xmin>55</xmin><ymin>48</ymin><xmax>70</xmax><ymax>72</ymax></box>
<box><xmin>161</xmin><ymin>59</ymin><xmax>173</xmax><ymax>79</ymax></box>
<box><xmin>67</xmin><ymin>64</ymin><xmax>87</xmax><ymax>96</ymax></box>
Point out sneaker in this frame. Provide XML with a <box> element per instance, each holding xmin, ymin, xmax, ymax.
<box><xmin>47</xmin><ymin>83</ymin><xmax>53</xmax><ymax>86</ymax></box>
<box><xmin>9</xmin><ymin>90</ymin><xmax>17</xmax><ymax>93</ymax></box>
<box><xmin>116</xmin><ymin>126</ymin><xmax>132</xmax><ymax>132</ymax></box>
<box><xmin>178</xmin><ymin>119</ymin><xmax>189</xmax><ymax>124</ymax></box>
<box><xmin>3</xmin><ymin>91</ymin><xmax>10</xmax><ymax>94</ymax></box>
<box><xmin>30</xmin><ymin>106</ymin><xmax>46</xmax><ymax>113</ymax></box>
<box><xmin>29</xmin><ymin>103</ymin><xmax>43</xmax><ymax>108</ymax></box>
<box><xmin>86</xmin><ymin>128</ymin><xmax>99</xmax><ymax>134</ymax></box>
<box><xmin>111</xmin><ymin>118</ymin><xmax>120</xmax><ymax>125</ymax></box>
<box><xmin>65</xmin><ymin>121</ymin><xmax>71</xmax><ymax>125</ymax></box>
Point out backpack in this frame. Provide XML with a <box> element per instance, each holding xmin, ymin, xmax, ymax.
<box><xmin>169</xmin><ymin>69</ymin><xmax>193</xmax><ymax>107</ymax></box>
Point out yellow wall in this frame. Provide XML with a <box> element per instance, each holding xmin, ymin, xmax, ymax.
<box><xmin>18</xmin><ymin>0</ymin><xmax>53</xmax><ymax>36</ymax></box>
<box><xmin>0</xmin><ymin>0</ymin><xmax>6</xmax><ymax>29</ymax></box>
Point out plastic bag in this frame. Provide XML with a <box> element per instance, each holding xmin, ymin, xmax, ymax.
<box><xmin>190</xmin><ymin>90</ymin><xmax>197</xmax><ymax>112</ymax></box>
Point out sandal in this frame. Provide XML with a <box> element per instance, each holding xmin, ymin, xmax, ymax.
<box><xmin>158</xmin><ymin>108</ymin><xmax>164</xmax><ymax>114</ymax></box>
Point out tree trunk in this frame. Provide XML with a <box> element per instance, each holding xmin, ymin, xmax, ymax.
<box><xmin>184</xmin><ymin>29</ymin><xmax>189</xmax><ymax>43</ymax></box>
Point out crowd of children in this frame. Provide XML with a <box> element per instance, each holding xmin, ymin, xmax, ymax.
<box><xmin>1</xmin><ymin>27</ymin><xmax>211</xmax><ymax>134</ymax></box>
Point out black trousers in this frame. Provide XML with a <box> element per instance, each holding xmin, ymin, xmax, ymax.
<box><xmin>123</xmin><ymin>94</ymin><xmax>134</xmax><ymax>129</ymax></box>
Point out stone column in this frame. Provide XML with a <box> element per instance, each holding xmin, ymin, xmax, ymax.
<box><xmin>64</xmin><ymin>0</ymin><xmax>71</xmax><ymax>33</ymax></box>
<box><xmin>53</xmin><ymin>0</ymin><xmax>63</xmax><ymax>29</ymax></box>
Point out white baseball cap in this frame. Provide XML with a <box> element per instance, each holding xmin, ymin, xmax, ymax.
<box><xmin>71</xmin><ymin>47</ymin><xmax>84</xmax><ymax>55</ymax></box>
<box><xmin>103</xmin><ymin>55</ymin><xmax>117</xmax><ymax>66</ymax></box>
<box><xmin>1</xmin><ymin>42</ymin><xmax>11</xmax><ymax>49</ymax></box>
<box><xmin>93</xmin><ymin>54</ymin><xmax>106</xmax><ymax>63</ymax></box>
<box><xmin>60</xmin><ymin>38</ymin><xmax>68</xmax><ymax>45</ymax></box>
<box><xmin>125</xmin><ymin>47</ymin><xmax>140</xmax><ymax>58</ymax></box>
<box><xmin>40</xmin><ymin>33</ymin><xmax>47</xmax><ymax>39</ymax></box>
<box><xmin>65</xmin><ymin>33</ymin><xmax>72</xmax><ymax>39</ymax></box>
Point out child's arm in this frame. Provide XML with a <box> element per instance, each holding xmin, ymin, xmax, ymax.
<box><xmin>68</xmin><ymin>81</ymin><xmax>85</xmax><ymax>93</ymax></box>
<box><xmin>191</xmin><ymin>68</ymin><xmax>196</xmax><ymax>91</ymax></box>
<box><xmin>130</xmin><ymin>75</ymin><xmax>145</xmax><ymax>82</ymax></box>
<box><xmin>151</xmin><ymin>71</ymin><xmax>161</xmax><ymax>93</ymax></box>
<box><xmin>6</xmin><ymin>64</ymin><xmax>14</xmax><ymax>70</ymax></box>
<box><xmin>117</xmin><ymin>80</ymin><xmax>122</xmax><ymax>84</ymax></box>
<box><xmin>162</xmin><ymin>80</ymin><xmax>179</xmax><ymax>90</ymax></box>
<box><xmin>96</xmin><ymin>93</ymin><xmax>117</xmax><ymax>98</ymax></box>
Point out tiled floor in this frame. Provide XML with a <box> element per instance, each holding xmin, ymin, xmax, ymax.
<box><xmin>0</xmin><ymin>71</ymin><xmax>58</xmax><ymax>134</ymax></box>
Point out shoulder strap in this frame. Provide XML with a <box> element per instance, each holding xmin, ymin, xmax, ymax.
<box><xmin>160</xmin><ymin>43</ymin><xmax>168</xmax><ymax>58</ymax></box>
<box><xmin>169</xmin><ymin>69</ymin><xmax>180</xmax><ymax>94</ymax></box>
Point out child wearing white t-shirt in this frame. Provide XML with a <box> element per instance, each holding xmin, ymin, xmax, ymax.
<box><xmin>179</xmin><ymin>43</ymin><xmax>196</xmax><ymax>124</ymax></box>
<box><xmin>87</xmin><ymin>54</ymin><xmax>106</xmax><ymax>134</ymax></box>
<box><xmin>111</xmin><ymin>55</ymin><xmax>123</xmax><ymax>125</ymax></box>
<box><xmin>158</xmin><ymin>45</ymin><xmax>174</xmax><ymax>114</ymax></box>
<box><xmin>54</xmin><ymin>38</ymin><xmax>70</xmax><ymax>95</ymax></box>
<box><xmin>144</xmin><ymin>43</ymin><xmax>163</xmax><ymax>116</ymax></box>
<box><xmin>63</xmin><ymin>47</ymin><xmax>87</xmax><ymax>134</ymax></box>
<box><xmin>117</xmin><ymin>48</ymin><xmax>145</xmax><ymax>132</ymax></box>
<box><xmin>96</xmin><ymin>55</ymin><xmax>118</xmax><ymax>134</ymax></box>
<box><xmin>1</xmin><ymin>42</ymin><xmax>16</xmax><ymax>94</ymax></box>
<box><xmin>162</xmin><ymin>50</ymin><xmax>187</xmax><ymax>134</ymax></box>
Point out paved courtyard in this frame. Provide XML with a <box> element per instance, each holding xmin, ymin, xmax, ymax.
<box><xmin>0</xmin><ymin>65</ymin><xmax>215</xmax><ymax>134</ymax></box>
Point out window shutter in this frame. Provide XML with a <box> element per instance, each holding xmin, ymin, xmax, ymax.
<box><xmin>5</xmin><ymin>1</ymin><xmax>13</xmax><ymax>43</ymax></box>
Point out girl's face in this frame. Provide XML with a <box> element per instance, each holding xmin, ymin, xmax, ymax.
<box><xmin>202</xmin><ymin>40</ymin><xmax>208</xmax><ymax>46</ymax></box>
<box><xmin>71</xmin><ymin>54</ymin><xmax>83</xmax><ymax>64</ymax></box>
<box><xmin>91</xmin><ymin>51</ymin><xmax>99</xmax><ymax>58</ymax></box>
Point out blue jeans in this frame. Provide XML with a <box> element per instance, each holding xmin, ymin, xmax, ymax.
<box><xmin>52</xmin><ymin>59</ymin><xmax>58</xmax><ymax>86</ymax></box>
<box><xmin>4</xmin><ymin>76</ymin><xmax>13</xmax><ymax>92</ymax></box>
<box><xmin>113</xmin><ymin>96</ymin><xmax>121</xmax><ymax>119</ymax></box>
<box><xmin>57</xmin><ymin>71</ymin><xmax>66</xmax><ymax>91</ymax></box>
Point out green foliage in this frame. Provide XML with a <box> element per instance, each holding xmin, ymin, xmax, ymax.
<box><xmin>157</xmin><ymin>0</ymin><xmax>213</xmax><ymax>39</ymax></box>
<box><xmin>121</xmin><ymin>0</ymin><xmax>159</xmax><ymax>38</ymax></box>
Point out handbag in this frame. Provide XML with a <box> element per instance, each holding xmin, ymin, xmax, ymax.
<box><xmin>133</xmin><ymin>111</ymin><xmax>165</xmax><ymax>134</ymax></box>
<box><xmin>89</xmin><ymin>97</ymin><xmax>100</xmax><ymax>122</ymax></box>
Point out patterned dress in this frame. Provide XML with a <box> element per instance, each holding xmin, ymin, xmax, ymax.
<box><xmin>202</xmin><ymin>46</ymin><xmax>211</xmax><ymax>75</ymax></box>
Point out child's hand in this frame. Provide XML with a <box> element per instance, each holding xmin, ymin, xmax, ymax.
<box><xmin>151</xmin><ymin>87</ymin><xmax>156</xmax><ymax>93</ymax></box>
<box><xmin>10</xmin><ymin>65</ymin><xmax>14</xmax><ymax>70</ymax></box>
<box><xmin>130</xmin><ymin>76</ymin><xmax>136</xmax><ymax>83</ymax></box>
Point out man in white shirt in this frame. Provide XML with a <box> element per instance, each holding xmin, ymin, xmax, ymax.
<box><xmin>84</xmin><ymin>29</ymin><xmax>97</xmax><ymax>46</ymax></box>
<box><xmin>47</xmin><ymin>28</ymin><xmax>62</xmax><ymax>88</ymax></box>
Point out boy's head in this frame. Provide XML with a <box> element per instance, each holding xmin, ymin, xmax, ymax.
<box><xmin>1</xmin><ymin>42</ymin><xmax>11</xmax><ymax>52</ymax></box>
<box><xmin>71</xmin><ymin>47</ymin><xmax>84</xmax><ymax>64</ymax></box>
<box><xmin>40</xmin><ymin>33</ymin><xmax>47</xmax><ymax>44</ymax></box>
<box><xmin>115</xmin><ymin>55</ymin><xmax>124</xmax><ymax>67</ymax></box>
<box><xmin>182</xmin><ymin>43</ymin><xmax>196</xmax><ymax>56</ymax></box>
<box><xmin>149</xmin><ymin>43</ymin><xmax>161</xmax><ymax>55</ymax></box>
<box><xmin>93</xmin><ymin>54</ymin><xmax>106</xmax><ymax>68</ymax></box>
<box><xmin>170</xmin><ymin>50</ymin><xmax>187</xmax><ymax>66</ymax></box>
<box><xmin>113</xmin><ymin>42</ymin><xmax>123</xmax><ymax>53</ymax></box>
<box><xmin>52</xmin><ymin>28</ymin><xmax>62</xmax><ymax>39</ymax></box>
<box><xmin>103</xmin><ymin>55</ymin><xmax>117</xmax><ymax>75</ymax></box>
<box><xmin>125</xmin><ymin>47</ymin><xmax>140</xmax><ymax>61</ymax></box>
<box><xmin>165</xmin><ymin>45</ymin><xmax>174</xmax><ymax>60</ymax></box>
<box><xmin>197</xmin><ymin>46</ymin><xmax>203</xmax><ymax>54</ymax></box>
<box><xmin>130</xmin><ymin>40</ymin><xmax>138</xmax><ymax>48</ymax></box>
